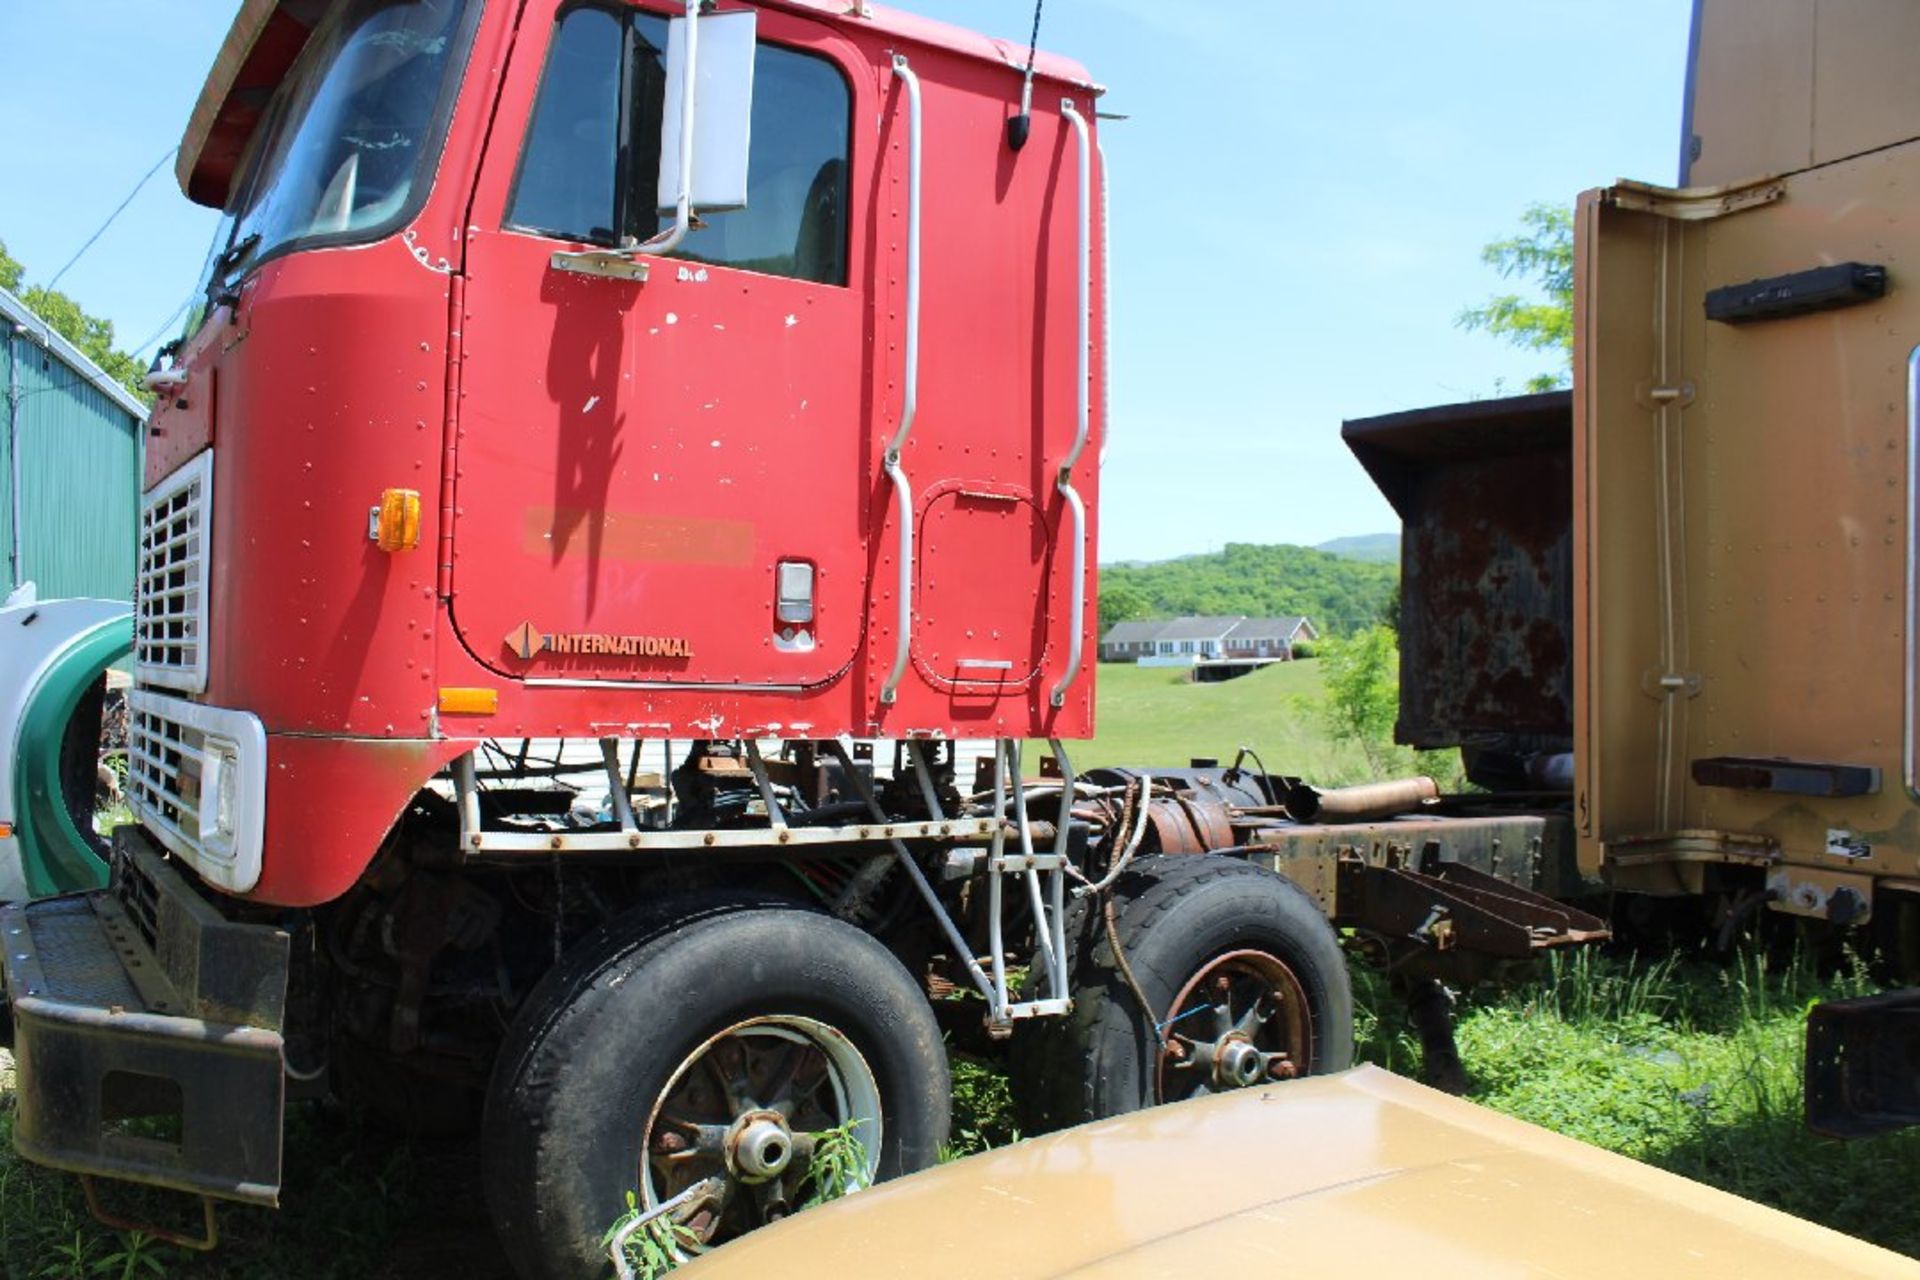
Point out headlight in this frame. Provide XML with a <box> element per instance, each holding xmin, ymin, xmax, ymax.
<box><xmin>204</xmin><ymin>739</ymin><xmax>240</xmax><ymax>846</ymax></box>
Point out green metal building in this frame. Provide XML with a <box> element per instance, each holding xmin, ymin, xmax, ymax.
<box><xmin>1</xmin><ymin>285</ymin><xmax>146</xmax><ymax>603</ymax></box>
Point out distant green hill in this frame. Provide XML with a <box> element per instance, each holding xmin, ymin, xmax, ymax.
<box><xmin>1316</xmin><ymin>532</ymin><xmax>1400</xmax><ymax>564</ymax></box>
<box><xmin>1099</xmin><ymin>542</ymin><xmax>1397</xmax><ymax>636</ymax></box>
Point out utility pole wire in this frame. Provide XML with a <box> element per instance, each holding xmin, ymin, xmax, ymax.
<box><xmin>131</xmin><ymin>298</ymin><xmax>194</xmax><ymax>359</ymax></box>
<box><xmin>45</xmin><ymin>147</ymin><xmax>179</xmax><ymax>293</ymax></box>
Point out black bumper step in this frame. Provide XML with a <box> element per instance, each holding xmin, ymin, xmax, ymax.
<box><xmin>0</xmin><ymin>832</ymin><xmax>289</xmax><ymax>1204</ymax></box>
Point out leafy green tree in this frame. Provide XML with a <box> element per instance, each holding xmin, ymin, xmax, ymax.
<box><xmin>1457</xmin><ymin>203</ymin><xmax>1573</xmax><ymax>393</ymax></box>
<box><xmin>0</xmin><ymin>237</ymin><xmax>150</xmax><ymax>401</ymax></box>
<box><xmin>1318</xmin><ymin>624</ymin><xmax>1401</xmax><ymax>778</ymax></box>
<box><xmin>1097</xmin><ymin>579</ymin><xmax>1150</xmax><ymax>634</ymax></box>
<box><xmin>1099</xmin><ymin>543</ymin><xmax>1397</xmax><ymax>638</ymax></box>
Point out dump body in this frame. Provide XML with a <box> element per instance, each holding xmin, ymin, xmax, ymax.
<box><xmin>1343</xmin><ymin>392</ymin><xmax>1573</xmax><ymax>762</ymax></box>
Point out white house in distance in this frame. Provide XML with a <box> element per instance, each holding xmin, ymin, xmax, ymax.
<box><xmin>1099</xmin><ymin>616</ymin><xmax>1319</xmax><ymax>665</ymax></box>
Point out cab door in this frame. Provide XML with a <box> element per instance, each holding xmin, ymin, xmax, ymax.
<box><xmin>450</xmin><ymin>1</ymin><xmax>873</xmax><ymax>690</ymax></box>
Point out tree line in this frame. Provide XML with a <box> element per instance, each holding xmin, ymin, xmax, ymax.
<box><xmin>1099</xmin><ymin>542</ymin><xmax>1398</xmax><ymax>637</ymax></box>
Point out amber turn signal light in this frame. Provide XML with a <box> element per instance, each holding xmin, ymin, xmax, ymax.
<box><xmin>438</xmin><ymin>687</ymin><xmax>499</xmax><ymax>715</ymax></box>
<box><xmin>369</xmin><ymin>488</ymin><xmax>422</xmax><ymax>552</ymax></box>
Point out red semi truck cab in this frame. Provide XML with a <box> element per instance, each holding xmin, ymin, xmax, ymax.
<box><xmin>135</xmin><ymin>0</ymin><xmax>1103</xmax><ymax>907</ymax></box>
<box><xmin>4</xmin><ymin>1</ymin><xmax>1124</xmax><ymax>1268</ymax></box>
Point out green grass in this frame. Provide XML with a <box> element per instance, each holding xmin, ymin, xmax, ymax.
<box><xmin>1047</xmin><ymin>658</ymin><xmax>1461</xmax><ymax>788</ymax></box>
<box><xmin>1052</xmin><ymin>660</ymin><xmax>1377</xmax><ymax>784</ymax></box>
<box><xmin>1353</xmin><ymin>949</ymin><xmax>1920</xmax><ymax>1257</ymax></box>
<box><xmin>0</xmin><ymin>1081</ymin><xmax>492</xmax><ymax>1280</ymax></box>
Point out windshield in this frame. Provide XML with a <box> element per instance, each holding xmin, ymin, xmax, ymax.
<box><xmin>226</xmin><ymin>0</ymin><xmax>472</xmax><ymax>277</ymax></box>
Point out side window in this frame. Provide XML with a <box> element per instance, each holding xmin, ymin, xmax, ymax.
<box><xmin>507</xmin><ymin>7</ymin><xmax>850</xmax><ymax>287</ymax></box>
<box><xmin>506</xmin><ymin>7</ymin><xmax>623</xmax><ymax>242</ymax></box>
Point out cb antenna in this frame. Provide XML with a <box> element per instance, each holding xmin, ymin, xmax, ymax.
<box><xmin>1008</xmin><ymin>0</ymin><xmax>1044</xmax><ymax>150</ymax></box>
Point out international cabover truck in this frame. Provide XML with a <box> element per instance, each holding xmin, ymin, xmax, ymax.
<box><xmin>1343</xmin><ymin>0</ymin><xmax>1920</xmax><ymax>1139</ymax></box>
<box><xmin>0</xmin><ymin>2</ymin><xmax>1615</xmax><ymax>1275</ymax></box>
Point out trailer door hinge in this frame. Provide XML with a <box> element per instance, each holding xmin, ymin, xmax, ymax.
<box><xmin>1635</xmin><ymin>379</ymin><xmax>1696</xmax><ymax>410</ymax></box>
<box><xmin>1642</xmin><ymin>670</ymin><xmax>1702</xmax><ymax>699</ymax></box>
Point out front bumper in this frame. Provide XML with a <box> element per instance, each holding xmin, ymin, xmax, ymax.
<box><xmin>0</xmin><ymin>827</ymin><xmax>289</xmax><ymax>1204</ymax></box>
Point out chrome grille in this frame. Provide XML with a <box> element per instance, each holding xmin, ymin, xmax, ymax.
<box><xmin>135</xmin><ymin>451</ymin><xmax>211</xmax><ymax>693</ymax></box>
<box><xmin>122</xmin><ymin>689</ymin><xmax>266</xmax><ymax>894</ymax></box>
<box><xmin>127</xmin><ymin>693</ymin><xmax>209</xmax><ymax>855</ymax></box>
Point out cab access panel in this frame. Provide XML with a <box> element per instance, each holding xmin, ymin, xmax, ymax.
<box><xmin>441</xmin><ymin>0</ymin><xmax>1103</xmax><ymax>745</ymax></box>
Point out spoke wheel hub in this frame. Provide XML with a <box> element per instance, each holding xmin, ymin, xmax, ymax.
<box><xmin>1157</xmin><ymin>947</ymin><xmax>1314</xmax><ymax>1103</ymax></box>
<box><xmin>640</xmin><ymin>1015</ymin><xmax>883</xmax><ymax>1253</ymax></box>
<box><xmin>727</xmin><ymin>1110</ymin><xmax>797</xmax><ymax>1182</ymax></box>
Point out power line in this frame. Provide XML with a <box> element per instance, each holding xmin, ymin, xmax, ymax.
<box><xmin>45</xmin><ymin>147</ymin><xmax>179</xmax><ymax>292</ymax></box>
<box><xmin>130</xmin><ymin>298</ymin><xmax>194</xmax><ymax>358</ymax></box>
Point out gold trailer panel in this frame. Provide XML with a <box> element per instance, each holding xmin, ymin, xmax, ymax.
<box><xmin>1575</xmin><ymin>139</ymin><xmax>1919</xmax><ymax>916</ymax></box>
<box><xmin>1684</xmin><ymin>0</ymin><xmax>1920</xmax><ymax>188</ymax></box>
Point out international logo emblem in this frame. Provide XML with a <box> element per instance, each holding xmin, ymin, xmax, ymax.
<box><xmin>506</xmin><ymin>621</ymin><xmax>693</xmax><ymax>660</ymax></box>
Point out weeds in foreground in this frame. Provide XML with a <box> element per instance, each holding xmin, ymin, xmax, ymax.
<box><xmin>601</xmin><ymin>1191</ymin><xmax>702</xmax><ymax>1280</ymax></box>
<box><xmin>798</xmin><ymin>1118</ymin><xmax>869</xmax><ymax>1208</ymax></box>
<box><xmin>0</xmin><ymin>1093</ymin><xmax>442</xmax><ymax>1280</ymax></box>
<box><xmin>1350</xmin><ymin>945</ymin><xmax>1920</xmax><ymax>1256</ymax></box>
<box><xmin>89</xmin><ymin>1232</ymin><xmax>169</xmax><ymax>1280</ymax></box>
<box><xmin>604</xmin><ymin>1120</ymin><xmax>870</xmax><ymax>1279</ymax></box>
<box><xmin>944</xmin><ymin>1052</ymin><xmax>1019</xmax><ymax>1159</ymax></box>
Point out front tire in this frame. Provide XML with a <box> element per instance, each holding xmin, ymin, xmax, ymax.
<box><xmin>482</xmin><ymin>899</ymin><xmax>950</xmax><ymax>1280</ymax></box>
<box><xmin>1011</xmin><ymin>854</ymin><xmax>1353</xmax><ymax>1133</ymax></box>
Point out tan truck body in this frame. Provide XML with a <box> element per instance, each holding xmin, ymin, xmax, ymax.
<box><xmin>1578</xmin><ymin>0</ymin><xmax>1920</xmax><ymax>928</ymax></box>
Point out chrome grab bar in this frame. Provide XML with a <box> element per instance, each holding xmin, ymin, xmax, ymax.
<box><xmin>1906</xmin><ymin>345</ymin><xmax>1920</xmax><ymax>801</ymax></box>
<box><xmin>880</xmin><ymin>55</ymin><xmax>923</xmax><ymax>706</ymax></box>
<box><xmin>1050</xmin><ymin>99</ymin><xmax>1093</xmax><ymax>708</ymax></box>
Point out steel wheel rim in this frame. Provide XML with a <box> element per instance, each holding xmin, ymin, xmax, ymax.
<box><xmin>641</xmin><ymin>1014</ymin><xmax>883</xmax><ymax>1251</ymax></box>
<box><xmin>1155</xmin><ymin>947</ymin><xmax>1312</xmax><ymax>1103</ymax></box>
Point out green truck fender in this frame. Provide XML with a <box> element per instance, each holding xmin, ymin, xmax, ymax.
<box><xmin>0</xmin><ymin>595</ymin><xmax>133</xmax><ymax>900</ymax></box>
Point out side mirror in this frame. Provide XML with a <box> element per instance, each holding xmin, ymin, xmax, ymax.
<box><xmin>550</xmin><ymin>3</ymin><xmax>755</xmax><ymax>278</ymax></box>
<box><xmin>660</xmin><ymin>9</ymin><xmax>756</xmax><ymax>216</ymax></box>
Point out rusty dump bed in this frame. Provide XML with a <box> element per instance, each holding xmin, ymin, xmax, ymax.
<box><xmin>1343</xmin><ymin>392</ymin><xmax>1573</xmax><ymax>755</ymax></box>
<box><xmin>677</xmin><ymin>1065</ymin><xmax>1920</xmax><ymax>1279</ymax></box>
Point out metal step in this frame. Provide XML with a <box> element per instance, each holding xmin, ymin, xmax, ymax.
<box><xmin>1</xmin><ymin>834</ymin><xmax>289</xmax><ymax>1205</ymax></box>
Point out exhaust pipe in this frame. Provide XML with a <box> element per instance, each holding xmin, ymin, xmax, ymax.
<box><xmin>1284</xmin><ymin>776</ymin><xmax>1438</xmax><ymax>824</ymax></box>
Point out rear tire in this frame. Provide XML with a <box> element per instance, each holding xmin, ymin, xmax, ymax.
<box><xmin>1010</xmin><ymin>854</ymin><xmax>1353</xmax><ymax>1134</ymax></box>
<box><xmin>482</xmin><ymin>897</ymin><xmax>950</xmax><ymax>1280</ymax></box>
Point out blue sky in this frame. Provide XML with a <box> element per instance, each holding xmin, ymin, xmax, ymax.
<box><xmin>0</xmin><ymin>1</ymin><xmax>1691</xmax><ymax>561</ymax></box>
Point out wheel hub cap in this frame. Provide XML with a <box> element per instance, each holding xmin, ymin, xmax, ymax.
<box><xmin>1213</xmin><ymin>1037</ymin><xmax>1265</xmax><ymax>1089</ymax></box>
<box><xmin>728</xmin><ymin>1111</ymin><xmax>796</xmax><ymax>1181</ymax></box>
